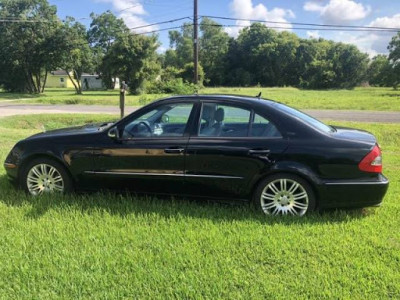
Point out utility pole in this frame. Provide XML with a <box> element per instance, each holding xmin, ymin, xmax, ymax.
<box><xmin>193</xmin><ymin>0</ymin><xmax>198</xmax><ymax>84</ymax></box>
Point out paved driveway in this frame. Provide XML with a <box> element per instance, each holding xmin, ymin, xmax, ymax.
<box><xmin>1</xmin><ymin>103</ymin><xmax>400</xmax><ymax>123</ymax></box>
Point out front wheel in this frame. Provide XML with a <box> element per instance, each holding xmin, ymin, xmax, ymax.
<box><xmin>253</xmin><ymin>174</ymin><xmax>316</xmax><ymax>216</ymax></box>
<box><xmin>20</xmin><ymin>158</ymin><xmax>73</xmax><ymax>196</ymax></box>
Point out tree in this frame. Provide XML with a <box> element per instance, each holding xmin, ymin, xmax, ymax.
<box><xmin>199</xmin><ymin>17</ymin><xmax>230</xmax><ymax>85</ymax></box>
<box><xmin>103</xmin><ymin>33</ymin><xmax>160</xmax><ymax>94</ymax></box>
<box><xmin>166</xmin><ymin>23</ymin><xmax>193</xmax><ymax>69</ymax></box>
<box><xmin>367</xmin><ymin>55</ymin><xmax>392</xmax><ymax>87</ymax></box>
<box><xmin>388</xmin><ymin>32</ymin><xmax>400</xmax><ymax>89</ymax></box>
<box><xmin>328</xmin><ymin>43</ymin><xmax>369</xmax><ymax>89</ymax></box>
<box><xmin>0</xmin><ymin>0</ymin><xmax>62</xmax><ymax>93</ymax></box>
<box><xmin>88</xmin><ymin>11</ymin><xmax>129</xmax><ymax>89</ymax></box>
<box><xmin>58</xmin><ymin>17</ymin><xmax>93</xmax><ymax>94</ymax></box>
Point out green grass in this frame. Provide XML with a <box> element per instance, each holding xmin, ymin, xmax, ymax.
<box><xmin>0</xmin><ymin>114</ymin><xmax>399</xmax><ymax>298</ymax></box>
<box><xmin>1</xmin><ymin>87</ymin><xmax>400</xmax><ymax>111</ymax></box>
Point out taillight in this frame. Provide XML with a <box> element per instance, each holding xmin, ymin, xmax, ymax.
<box><xmin>358</xmin><ymin>145</ymin><xmax>382</xmax><ymax>173</ymax></box>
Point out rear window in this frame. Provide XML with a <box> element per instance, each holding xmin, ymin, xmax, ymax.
<box><xmin>275</xmin><ymin>103</ymin><xmax>334</xmax><ymax>133</ymax></box>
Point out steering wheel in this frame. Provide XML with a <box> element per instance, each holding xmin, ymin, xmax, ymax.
<box><xmin>138</xmin><ymin>121</ymin><xmax>152</xmax><ymax>135</ymax></box>
<box><xmin>125</xmin><ymin>121</ymin><xmax>153</xmax><ymax>138</ymax></box>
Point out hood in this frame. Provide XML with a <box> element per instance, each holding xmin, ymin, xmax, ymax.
<box><xmin>330</xmin><ymin>126</ymin><xmax>376</xmax><ymax>145</ymax></box>
<box><xmin>25</xmin><ymin>122</ymin><xmax>112</xmax><ymax>140</ymax></box>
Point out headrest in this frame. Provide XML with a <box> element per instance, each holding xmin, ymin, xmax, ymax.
<box><xmin>202</xmin><ymin>105</ymin><xmax>215</xmax><ymax>120</ymax></box>
<box><xmin>215</xmin><ymin>107</ymin><xmax>225</xmax><ymax>122</ymax></box>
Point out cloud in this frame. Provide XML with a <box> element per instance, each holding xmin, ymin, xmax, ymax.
<box><xmin>93</xmin><ymin>0</ymin><xmax>157</xmax><ymax>32</ymax></box>
<box><xmin>225</xmin><ymin>0</ymin><xmax>295</xmax><ymax>37</ymax></box>
<box><xmin>307</xmin><ymin>30</ymin><xmax>320</xmax><ymax>39</ymax></box>
<box><xmin>331</xmin><ymin>14</ymin><xmax>400</xmax><ymax>57</ymax></box>
<box><xmin>304</xmin><ymin>0</ymin><xmax>371</xmax><ymax>24</ymax></box>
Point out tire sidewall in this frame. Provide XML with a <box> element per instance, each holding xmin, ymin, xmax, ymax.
<box><xmin>20</xmin><ymin>157</ymin><xmax>73</xmax><ymax>195</ymax></box>
<box><xmin>253</xmin><ymin>173</ymin><xmax>316</xmax><ymax>216</ymax></box>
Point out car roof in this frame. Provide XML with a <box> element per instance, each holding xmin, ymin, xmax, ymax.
<box><xmin>159</xmin><ymin>94</ymin><xmax>279</xmax><ymax>108</ymax></box>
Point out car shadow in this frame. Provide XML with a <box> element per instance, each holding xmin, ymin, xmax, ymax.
<box><xmin>0</xmin><ymin>175</ymin><xmax>373</xmax><ymax>225</ymax></box>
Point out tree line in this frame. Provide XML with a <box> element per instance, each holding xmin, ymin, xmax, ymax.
<box><xmin>0</xmin><ymin>0</ymin><xmax>399</xmax><ymax>94</ymax></box>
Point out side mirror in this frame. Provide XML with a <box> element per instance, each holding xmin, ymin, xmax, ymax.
<box><xmin>108</xmin><ymin>127</ymin><xmax>120</xmax><ymax>140</ymax></box>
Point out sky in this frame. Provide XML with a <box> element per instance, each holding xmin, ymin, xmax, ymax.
<box><xmin>49</xmin><ymin>0</ymin><xmax>400</xmax><ymax>56</ymax></box>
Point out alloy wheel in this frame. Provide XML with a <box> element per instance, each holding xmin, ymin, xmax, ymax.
<box><xmin>260</xmin><ymin>178</ymin><xmax>309</xmax><ymax>216</ymax></box>
<box><xmin>26</xmin><ymin>163</ymin><xmax>64</xmax><ymax>195</ymax></box>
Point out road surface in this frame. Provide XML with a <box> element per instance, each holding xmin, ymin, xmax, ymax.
<box><xmin>1</xmin><ymin>103</ymin><xmax>400</xmax><ymax>123</ymax></box>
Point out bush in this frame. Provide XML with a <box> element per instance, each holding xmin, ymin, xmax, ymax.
<box><xmin>147</xmin><ymin>78</ymin><xmax>197</xmax><ymax>95</ymax></box>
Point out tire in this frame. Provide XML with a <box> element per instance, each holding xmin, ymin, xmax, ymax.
<box><xmin>253</xmin><ymin>173</ymin><xmax>316</xmax><ymax>216</ymax></box>
<box><xmin>20</xmin><ymin>157</ymin><xmax>73</xmax><ymax>196</ymax></box>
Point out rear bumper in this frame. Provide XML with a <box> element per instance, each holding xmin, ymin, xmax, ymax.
<box><xmin>317</xmin><ymin>174</ymin><xmax>389</xmax><ymax>209</ymax></box>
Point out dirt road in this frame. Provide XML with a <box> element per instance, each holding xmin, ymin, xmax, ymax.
<box><xmin>1</xmin><ymin>103</ymin><xmax>400</xmax><ymax>123</ymax></box>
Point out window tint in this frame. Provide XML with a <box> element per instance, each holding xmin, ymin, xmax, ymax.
<box><xmin>199</xmin><ymin>103</ymin><xmax>251</xmax><ymax>137</ymax></box>
<box><xmin>251</xmin><ymin>113</ymin><xmax>282</xmax><ymax>137</ymax></box>
<box><xmin>275</xmin><ymin>103</ymin><xmax>333</xmax><ymax>133</ymax></box>
<box><xmin>123</xmin><ymin>103</ymin><xmax>193</xmax><ymax>138</ymax></box>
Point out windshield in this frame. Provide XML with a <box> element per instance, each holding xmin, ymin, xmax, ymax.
<box><xmin>274</xmin><ymin>103</ymin><xmax>334</xmax><ymax>133</ymax></box>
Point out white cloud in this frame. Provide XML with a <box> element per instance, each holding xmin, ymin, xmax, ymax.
<box><xmin>93</xmin><ymin>0</ymin><xmax>157</xmax><ymax>32</ymax></box>
<box><xmin>331</xmin><ymin>14</ymin><xmax>400</xmax><ymax>57</ymax></box>
<box><xmin>304</xmin><ymin>0</ymin><xmax>371</xmax><ymax>24</ymax></box>
<box><xmin>225</xmin><ymin>0</ymin><xmax>295</xmax><ymax>37</ymax></box>
<box><xmin>307</xmin><ymin>30</ymin><xmax>320</xmax><ymax>39</ymax></box>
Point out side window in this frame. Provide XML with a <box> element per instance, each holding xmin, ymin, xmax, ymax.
<box><xmin>199</xmin><ymin>103</ymin><xmax>251</xmax><ymax>137</ymax></box>
<box><xmin>123</xmin><ymin>103</ymin><xmax>194</xmax><ymax>138</ymax></box>
<box><xmin>251</xmin><ymin>113</ymin><xmax>282</xmax><ymax>137</ymax></box>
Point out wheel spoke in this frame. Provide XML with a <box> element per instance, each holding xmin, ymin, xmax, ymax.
<box><xmin>262</xmin><ymin>192</ymin><xmax>275</xmax><ymax>201</ymax></box>
<box><xmin>32</xmin><ymin>167</ymin><xmax>41</xmax><ymax>177</ymax></box>
<box><xmin>49</xmin><ymin>167</ymin><xmax>56</xmax><ymax>177</ymax></box>
<box><xmin>53</xmin><ymin>175</ymin><xmax>63</xmax><ymax>183</ymax></box>
<box><xmin>40</xmin><ymin>164</ymin><xmax>48</xmax><ymax>175</ymax></box>
<box><xmin>280</xmin><ymin>179</ymin><xmax>287</xmax><ymax>191</ymax></box>
<box><xmin>268</xmin><ymin>182</ymin><xmax>280</xmax><ymax>195</ymax></box>
<box><xmin>293</xmin><ymin>201</ymin><xmax>308</xmax><ymax>209</ymax></box>
<box><xmin>262</xmin><ymin>202</ymin><xmax>276</xmax><ymax>210</ymax></box>
<box><xmin>288</xmin><ymin>206</ymin><xmax>298</xmax><ymax>216</ymax></box>
<box><xmin>293</xmin><ymin>191</ymin><xmax>307</xmax><ymax>201</ymax></box>
<box><xmin>288</xmin><ymin>182</ymin><xmax>299</xmax><ymax>194</ymax></box>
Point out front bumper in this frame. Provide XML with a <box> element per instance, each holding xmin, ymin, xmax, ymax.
<box><xmin>317</xmin><ymin>174</ymin><xmax>389</xmax><ymax>209</ymax></box>
<box><xmin>4</xmin><ymin>162</ymin><xmax>19</xmax><ymax>182</ymax></box>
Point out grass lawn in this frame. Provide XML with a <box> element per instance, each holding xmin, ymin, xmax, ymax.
<box><xmin>1</xmin><ymin>86</ymin><xmax>400</xmax><ymax>111</ymax></box>
<box><xmin>0</xmin><ymin>114</ymin><xmax>399</xmax><ymax>298</ymax></box>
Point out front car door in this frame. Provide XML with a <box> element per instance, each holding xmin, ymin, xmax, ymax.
<box><xmin>89</xmin><ymin>100</ymin><xmax>197</xmax><ymax>195</ymax></box>
<box><xmin>185</xmin><ymin>99</ymin><xmax>289</xmax><ymax>201</ymax></box>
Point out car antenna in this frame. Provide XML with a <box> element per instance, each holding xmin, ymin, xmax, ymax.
<box><xmin>256</xmin><ymin>92</ymin><xmax>262</xmax><ymax>99</ymax></box>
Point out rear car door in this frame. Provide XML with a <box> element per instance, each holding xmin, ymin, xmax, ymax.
<box><xmin>184</xmin><ymin>100</ymin><xmax>289</xmax><ymax>201</ymax></box>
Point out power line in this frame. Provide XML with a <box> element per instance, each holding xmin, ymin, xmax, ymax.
<box><xmin>0</xmin><ymin>19</ymin><xmax>52</xmax><ymax>23</ymax></box>
<box><xmin>202</xmin><ymin>23</ymin><xmax>399</xmax><ymax>33</ymax></box>
<box><xmin>132</xmin><ymin>24</ymin><xmax>192</xmax><ymax>36</ymax></box>
<box><xmin>202</xmin><ymin>15</ymin><xmax>400</xmax><ymax>31</ymax></box>
<box><xmin>128</xmin><ymin>16</ymin><xmax>191</xmax><ymax>31</ymax></box>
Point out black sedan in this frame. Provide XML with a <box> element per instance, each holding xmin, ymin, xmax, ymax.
<box><xmin>4</xmin><ymin>95</ymin><xmax>389</xmax><ymax>216</ymax></box>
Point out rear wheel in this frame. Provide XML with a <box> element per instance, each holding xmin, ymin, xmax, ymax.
<box><xmin>253</xmin><ymin>174</ymin><xmax>316</xmax><ymax>216</ymax></box>
<box><xmin>20</xmin><ymin>158</ymin><xmax>73</xmax><ymax>196</ymax></box>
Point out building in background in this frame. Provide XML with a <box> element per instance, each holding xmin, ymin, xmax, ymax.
<box><xmin>81</xmin><ymin>74</ymin><xmax>120</xmax><ymax>91</ymax></box>
<box><xmin>46</xmin><ymin>70</ymin><xmax>76</xmax><ymax>88</ymax></box>
<box><xmin>45</xmin><ymin>70</ymin><xmax>120</xmax><ymax>90</ymax></box>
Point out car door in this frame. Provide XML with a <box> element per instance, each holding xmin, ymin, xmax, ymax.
<box><xmin>184</xmin><ymin>100</ymin><xmax>289</xmax><ymax>201</ymax></box>
<box><xmin>89</xmin><ymin>100</ymin><xmax>197</xmax><ymax>195</ymax></box>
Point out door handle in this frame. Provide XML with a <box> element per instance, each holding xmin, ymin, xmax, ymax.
<box><xmin>164</xmin><ymin>147</ymin><xmax>185</xmax><ymax>154</ymax></box>
<box><xmin>248</xmin><ymin>149</ymin><xmax>273</xmax><ymax>163</ymax></box>
<box><xmin>248</xmin><ymin>149</ymin><xmax>271</xmax><ymax>155</ymax></box>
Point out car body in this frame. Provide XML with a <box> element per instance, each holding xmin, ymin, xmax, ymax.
<box><xmin>4</xmin><ymin>95</ymin><xmax>389</xmax><ymax>216</ymax></box>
